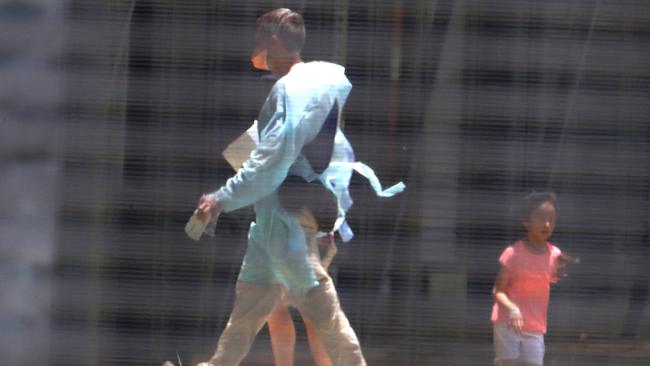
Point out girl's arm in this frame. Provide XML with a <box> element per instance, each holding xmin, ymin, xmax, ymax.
<box><xmin>493</xmin><ymin>268</ymin><xmax>524</xmax><ymax>334</ymax></box>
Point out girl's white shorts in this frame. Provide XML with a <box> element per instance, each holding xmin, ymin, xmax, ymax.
<box><xmin>493</xmin><ymin>322</ymin><xmax>545</xmax><ymax>366</ymax></box>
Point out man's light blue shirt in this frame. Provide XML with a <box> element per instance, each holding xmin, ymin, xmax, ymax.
<box><xmin>211</xmin><ymin>62</ymin><xmax>404</xmax><ymax>295</ymax></box>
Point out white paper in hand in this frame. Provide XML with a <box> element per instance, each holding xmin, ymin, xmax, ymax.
<box><xmin>184</xmin><ymin>210</ymin><xmax>209</xmax><ymax>241</ymax></box>
<box><xmin>223</xmin><ymin>120</ymin><xmax>259</xmax><ymax>171</ymax></box>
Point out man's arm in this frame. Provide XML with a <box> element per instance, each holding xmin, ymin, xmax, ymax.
<box><xmin>204</xmin><ymin>82</ymin><xmax>311</xmax><ymax>213</ymax></box>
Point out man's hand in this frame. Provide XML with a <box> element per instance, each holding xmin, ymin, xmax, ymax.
<box><xmin>196</xmin><ymin>195</ymin><xmax>221</xmax><ymax>223</ymax></box>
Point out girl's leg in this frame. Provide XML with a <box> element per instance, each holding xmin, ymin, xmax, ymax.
<box><xmin>267</xmin><ymin>302</ymin><xmax>296</xmax><ymax>366</ymax></box>
<box><xmin>520</xmin><ymin>333</ymin><xmax>544</xmax><ymax>366</ymax></box>
<box><xmin>303</xmin><ymin>316</ymin><xmax>332</xmax><ymax>366</ymax></box>
<box><xmin>493</xmin><ymin>323</ymin><xmax>521</xmax><ymax>366</ymax></box>
<box><xmin>496</xmin><ymin>360</ymin><xmax>519</xmax><ymax>366</ymax></box>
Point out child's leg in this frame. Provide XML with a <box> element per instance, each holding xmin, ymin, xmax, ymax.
<box><xmin>519</xmin><ymin>333</ymin><xmax>544</xmax><ymax>366</ymax></box>
<box><xmin>267</xmin><ymin>302</ymin><xmax>296</xmax><ymax>366</ymax></box>
<box><xmin>208</xmin><ymin>281</ymin><xmax>282</xmax><ymax>366</ymax></box>
<box><xmin>295</xmin><ymin>208</ymin><xmax>334</xmax><ymax>366</ymax></box>
<box><xmin>496</xmin><ymin>360</ymin><xmax>518</xmax><ymax>366</ymax></box>
<box><xmin>493</xmin><ymin>323</ymin><xmax>521</xmax><ymax>366</ymax></box>
<box><xmin>303</xmin><ymin>316</ymin><xmax>332</xmax><ymax>366</ymax></box>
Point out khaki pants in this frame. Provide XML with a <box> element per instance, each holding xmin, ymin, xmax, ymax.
<box><xmin>206</xmin><ymin>278</ymin><xmax>366</xmax><ymax>366</ymax></box>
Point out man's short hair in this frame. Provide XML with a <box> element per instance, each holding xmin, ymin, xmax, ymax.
<box><xmin>256</xmin><ymin>8</ymin><xmax>305</xmax><ymax>52</ymax></box>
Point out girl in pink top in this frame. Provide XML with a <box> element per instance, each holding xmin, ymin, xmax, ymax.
<box><xmin>491</xmin><ymin>192</ymin><xmax>563</xmax><ymax>366</ymax></box>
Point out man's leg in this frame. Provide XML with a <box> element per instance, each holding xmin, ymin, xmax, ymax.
<box><xmin>296</xmin><ymin>277</ymin><xmax>366</xmax><ymax>366</ymax></box>
<box><xmin>207</xmin><ymin>281</ymin><xmax>282</xmax><ymax>366</ymax></box>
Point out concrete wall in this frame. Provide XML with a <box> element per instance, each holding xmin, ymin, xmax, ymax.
<box><xmin>0</xmin><ymin>0</ymin><xmax>63</xmax><ymax>364</ymax></box>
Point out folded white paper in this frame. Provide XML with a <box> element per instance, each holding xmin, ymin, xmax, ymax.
<box><xmin>223</xmin><ymin>120</ymin><xmax>259</xmax><ymax>171</ymax></box>
<box><xmin>184</xmin><ymin>210</ymin><xmax>209</xmax><ymax>241</ymax></box>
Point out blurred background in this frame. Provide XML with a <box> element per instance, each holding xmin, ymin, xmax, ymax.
<box><xmin>1</xmin><ymin>0</ymin><xmax>649</xmax><ymax>365</ymax></box>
